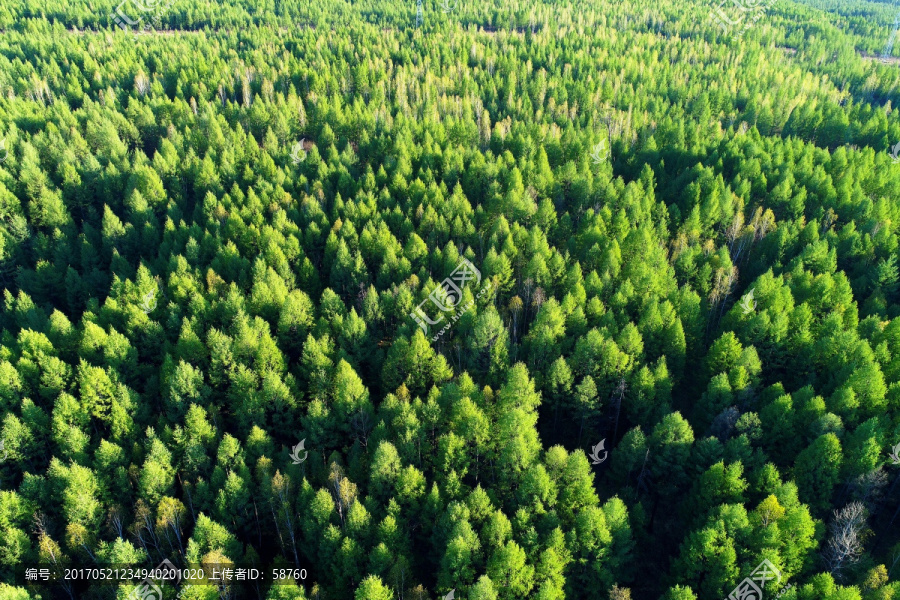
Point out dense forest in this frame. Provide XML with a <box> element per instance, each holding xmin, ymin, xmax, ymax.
<box><xmin>1</xmin><ymin>0</ymin><xmax>900</xmax><ymax>598</ymax></box>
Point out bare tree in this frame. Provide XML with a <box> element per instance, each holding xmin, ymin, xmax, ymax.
<box><xmin>328</xmin><ymin>462</ymin><xmax>357</xmax><ymax>528</ymax></box>
<box><xmin>609</xmin><ymin>585</ymin><xmax>632</xmax><ymax>600</ymax></box>
<box><xmin>242</xmin><ymin>68</ymin><xmax>253</xmax><ymax>108</ymax></box>
<box><xmin>611</xmin><ymin>377</ymin><xmax>627</xmax><ymax>441</ymax></box>
<box><xmin>708</xmin><ymin>264</ymin><xmax>738</xmax><ymax>330</ymax></box>
<box><xmin>269</xmin><ymin>470</ymin><xmax>300</xmax><ymax>568</ymax></box>
<box><xmin>532</xmin><ymin>286</ymin><xmax>546</xmax><ymax>308</ymax></box>
<box><xmin>132</xmin><ymin>500</ymin><xmax>160</xmax><ymax>561</ymax></box>
<box><xmin>710</xmin><ymin>406</ymin><xmax>740</xmax><ymax>441</ymax></box>
<box><xmin>134</xmin><ymin>71</ymin><xmax>150</xmax><ymax>96</ymax></box>
<box><xmin>34</xmin><ymin>514</ymin><xmax>74</xmax><ymax>600</ymax></box>
<box><xmin>823</xmin><ymin>502</ymin><xmax>868</xmax><ymax>579</ymax></box>
<box><xmin>508</xmin><ymin>295</ymin><xmax>523</xmax><ymax>346</ymax></box>
<box><xmin>725</xmin><ymin>205</ymin><xmax>745</xmax><ymax>259</ymax></box>
<box><xmin>848</xmin><ymin>468</ymin><xmax>888</xmax><ymax>508</ymax></box>
<box><xmin>351</xmin><ymin>408</ymin><xmax>373</xmax><ymax>450</ymax></box>
<box><xmin>155</xmin><ymin>499</ymin><xmax>186</xmax><ymax>557</ymax></box>
<box><xmin>107</xmin><ymin>505</ymin><xmax>125</xmax><ymax>539</ymax></box>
